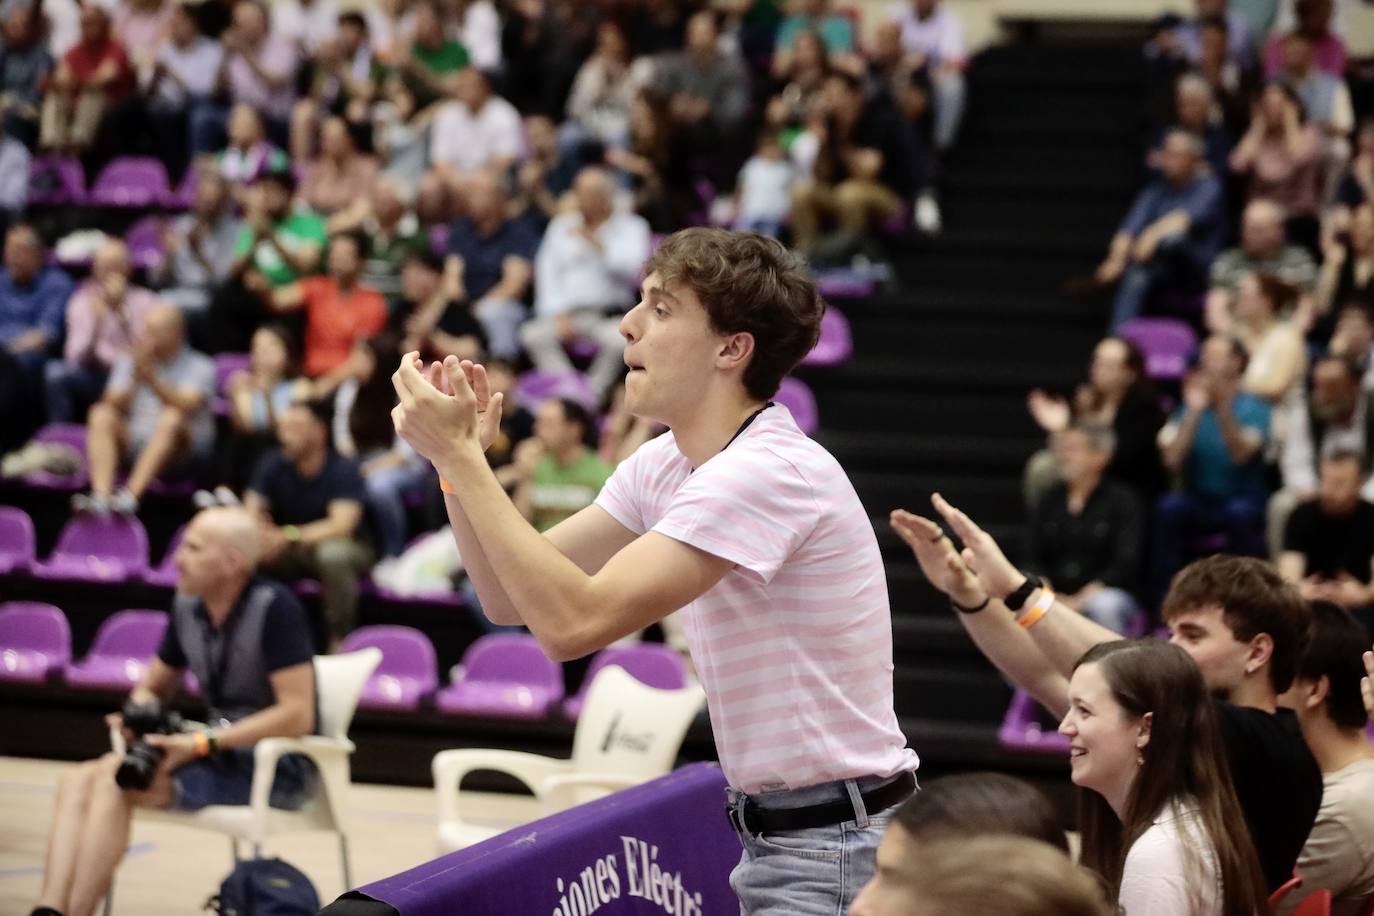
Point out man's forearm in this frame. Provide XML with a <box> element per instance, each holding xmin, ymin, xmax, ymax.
<box><xmin>1162</xmin><ymin>410</ymin><xmax>1202</xmax><ymax>471</ymax></box>
<box><xmin>212</xmin><ymin>700</ymin><xmax>312</xmax><ymax>751</ymax></box>
<box><xmin>953</xmin><ymin>604</ymin><xmax>1071</xmax><ymax>716</ymax></box>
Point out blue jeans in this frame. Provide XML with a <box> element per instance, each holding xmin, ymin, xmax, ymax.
<box><xmin>1108</xmin><ymin>234</ymin><xmax>1206</xmax><ymax>331</ymax></box>
<box><xmin>726</xmin><ymin>774</ymin><xmax>910</xmax><ymax>915</ymax></box>
<box><xmin>171</xmin><ymin>747</ymin><xmax>317</xmax><ymax>811</ymax></box>
<box><xmin>364</xmin><ymin>460</ymin><xmax>429</xmax><ymax>557</ymax></box>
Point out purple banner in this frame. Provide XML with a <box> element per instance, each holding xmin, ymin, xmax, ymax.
<box><xmin>359</xmin><ymin>763</ymin><xmax>741</xmax><ymax>916</ymax></box>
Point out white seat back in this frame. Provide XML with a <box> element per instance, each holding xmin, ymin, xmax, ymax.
<box><xmin>569</xmin><ymin>665</ymin><xmax>704</xmax><ymax>780</ymax></box>
<box><xmin>315</xmin><ymin>649</ymin><xmax>382</xmax><ymax>740</ymax></box>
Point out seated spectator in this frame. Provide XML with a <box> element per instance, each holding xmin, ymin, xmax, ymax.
<box><xmin>1156</xmin><ymin>335</ymin><xmax>1271</xmax><ymax>575</ymax></box>
<box><xmin>442</xmin><ymin>171</ymin><xmax>537</xmax><ymax>360</ymax></box>
<box><xmin>1024</xmin><ymin>337</ymin><xmax>1165</xmax><ymax>509</ymax></box>
<box><xmin>1281</xmin><ymin>451</ymin><xmax>1374</xmax><ymax>623</ymax></box>
<box><xmin>428</xmin><ymin>67</ymin><xmax>522</xmax><ymax>191</ymax></box>
<box><xmin>1097</xmin><ymin>129</ymin><xmax>1225</xmax><ymax>330</ymax></box>
<box><xmin>271</xmin><ymin>0</ymin><xmax>338</xmax><ymax>57</ymax></box>
<box><xmin>513</xmin><ymin>397</ymin><xmax>613</xmax><ymax>532</ymax></box>
<box><xmin>1275</xmin><ymin>28</ymin><xmax>1354</xmax><ymax>201</ymax></box>
<box><xmin>189</xmin><ymin>0</ymin><xmax>297</xmax><ymax>156</ymax></box>
<box><xmin>0</xmin><ymin>225</ymin><xmax>72</xmax><ymax>449</ymax></box>
<box><xmin>1194</xmin><ymin>13</ymin><xmax>1257</xmax><ymax>139</ymax></box>
<box><xmin>214</xmin><ymin>103</ymin><xmax>290</xmax><ymax>199</ymax></box>
<box><xmin>392</xmin><ymin>0</ymin><xmax>469</xmax><ymax>109</ymax></box>
<box><xmin>227</xmin><ymin>323</ymin><xmax>305</xmax><ymax>439</ymax></box>
<box><xmin>789</xmin><ymin>71</ymin><xmax>915</xmax><ymax>261</ymax></box>
<box><xmin>28</xmin><ymin>507</ymin><xmax>318</xmax><ymax>916</ymax></box>
<box><xmin>136</xmin><ymin>1</ymin><xmax>222</xmax><ymax>180</ymax></box>
<box><xmin>1170</xmin><ymin>0</ymin><xmax>1256</xmax><ymax>68</ymax></box>
<box><xmin>1278</xmin><ymin>600</ymin><xmax>1374</xmax><ymax>916</ymax></box>
<box><xmin>112</xmin><ymin>0</ymin><xmax>172</xmax><ymax>72</ymax></box>
<box><xmin>764</xmin><ymin>28</ymin><xmax>833</xmax><ymax>134</ymax></box>
<box><xmin>0</xmin><ymin>118</ymin><xmax>28</xmax><ymax>233</ymax></box>
<box><xmin>1264</xmin><ymin>0</ymin><xmax>1345</xmax><ymax>77</ymax></box>
<box><xmin>1027</xmin><ymin>423</ymin><xmax>1144</xmax><ymax>635</ymax></box>
<box><xmin>1232</xmin><ymin>272</ymin><xmax>1306</xmax><ymax>408</ymax></box>
<box><xmin>344</xmin><ymin>178</ymin><xmax>424</xmax><ymax>307</ymax></box>
<box><xmin>866</xmin><ymin>19</ymin><xmax>940</xmax><ymax>232</ymax></box>
<box><xmin>46</xmin><ymin>238</ymin><xmax>160</xmax><ymax>423</ymax></box>
<box><xmin>371</xmin><ymin>77</ymin><xmax>433</xmax><ymax>189</ymax></box>
<box><xmin>891</xmin><ymin>510</ymin><xmax>1322</xmax><ymax>894</ymax></box>
<box><xmin>200</xmin><ymin>165</ymin><xmax>325</xmax><ymax>354</ymax></box>
<box><xmin>39</xmin><ymin>4</ymin><xmax>133</xmax><ymax>155</ymax></box>
<box><xmin>1230</xmin><ymin>83</ymin><xmax>1323</xmax><ymax>251</ymax></box>
<box><xmin>1329</xmin><ymin>301</ymin><xmax>1374</xmax><ymax>390</ymax></box>
<box><xmin>246</xmin><ymin>399</ymin><xmax>373</xmax><ymax>650</ymax></box>
<box><xmin>733</xmin><ymin>132</ymin><xmax>795</xmax><ymax>239</ymax></box>
<box><xmin>648</xmin><ymin>10</ymin><xmax>752</xmax><ymax>189</ymax></box>
<box><xmin>606</xmin><ymin>89</ymin><xmax>694</xmax><ymax>233</ymax></box>
<box><xmin>565</xmin><ymin>19</ymin><xmax>638</xmax><ymax>149</ymax></box>
<box><xmin>775</xmin><ymin>0</ymin><xmax>854</xmax><ymax>58</ymax></box>
<box><xmin>1206</xmin><ymin>199</ymin><xmax>1317</xmax><ymax>336</ymax></box>
<box><xmin>287</xmin><ymin>10</ymin><xmax>382</xmax><ymax>160</ymax></box>
<box><xmin>522</xmin><ymin>167</ymin><xmax>651</xmax><ymax>400</ymax></box>
<box><xmin>74</xmin><ymin>304</ymin><xmax>214</xmax><ymax>515</ymax></box>
<box><xmin>1317</xmin><ymin>204</ymin><xmax>1374</xmax><ymax>330</ymax></box>
<box><xmin>1329</xmin><ymin>119</ymin><xmax>1374</xmax><ymax>225</ymax></box>
<box><xmin>1149</xmin><ymin>74</ymin><xmax>1231</xmax><ymax>181</ymax></box>
<box><xmin>271</xmin><ymin>231</ymin><xmax>386</xmax><ymax>399</ymax></box>
<box><xmin>297</xmin><ymin>115</ymin><xmax>379</xmax><ymax>223</ymax></box>
<box><xmin>852</xmin><ymin>834</ymin><xmax>1111</xmax><ymax>916</ymax></box>
<box><xmin>399</xmin><ymin>250</ymin><xmax>487</xmax><ymax>363</ymax></box>
<box><xmin>451</xmin><ymin>0</ymin><xmax>501</xmax><ymax>72</ymax></box>
<box><xmin>514</xmin><ymin>113</ymin><xmax>582</xmax><ymax>228</ymax></box>
<box><xmin>1271</xmin><ymin>355</ymin><xmax>1374</xmax><ymax>553</ymax></box>
<box><xmin>0</xmin><ymin>3</ymin><xmax>53</xmax><ymax>146</ymax></box>
<box><xmin>888</xmin><ymin>0</ymin><xmax>967</xmax><ymax>153</ymax></box>
<box><xmin>153</xmin><ymin>169</ymin><xmax>241</xmax><ymax>315</ymax></box>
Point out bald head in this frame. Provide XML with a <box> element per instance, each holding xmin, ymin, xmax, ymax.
<box><xmin>93</xmin><ymin>238</ymin><xmax>131</xmax><ymax>281</ymax></box>
<box><xmin>201</xmin><ymin>507</ymin><xmax>260</xmax><ymax>565</ymax></box>
<box><xmin>574</xmin><ymin>167</ymin><xmax>614</xmax><ymax>224</ymax></box>
<box><xmin>174</xmin><ymin>508</ymin><xmax>260</xmax><ymax>598</ymax></box>
<box><xmin>143</xmin><ymin>303</ymin><xmax>186</xmax><ymax>360</ymax></box>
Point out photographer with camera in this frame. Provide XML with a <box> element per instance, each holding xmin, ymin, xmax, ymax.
<box><xmin>31</xmin><ymin>507</ymin><xmax>318</xmax><ymax>916</ymax></box>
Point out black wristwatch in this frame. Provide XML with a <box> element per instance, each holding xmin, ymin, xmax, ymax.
<box><xmin>1003</xmin><ymin>575</ymin><xmax>1044</xmax><ymax>613</ymax></box>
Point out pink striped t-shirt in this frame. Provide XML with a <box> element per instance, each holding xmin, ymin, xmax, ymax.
<box><xmin>595</xmin><ymin>404</ymin><xmax>918</xmax><ymax>794</ymax></box>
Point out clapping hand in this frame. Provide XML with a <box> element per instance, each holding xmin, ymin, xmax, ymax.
<box><xmin>391</xmin><ymin>354</ymin><xmax>506</xmax><ymax>474</ymax></box>
<box><xmin>889</xmin><ymin>508</ymin><xmax>985</xmax><ymax>609</ymax></box>
<box><xmin>929</xmin><ymin>493</ymin><xmax>1025</xmax><ymax>601</ymax></box>
<box><xmin>1027</xmin><ymin>389</ymin><xmax>1070</xmax><ymax>433</ymax></box>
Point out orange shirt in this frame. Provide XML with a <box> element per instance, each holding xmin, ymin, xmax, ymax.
<box><xmin>301</xmin><ymin>277</ymin><xmax>387</xmax><ymax>377</ymax></box>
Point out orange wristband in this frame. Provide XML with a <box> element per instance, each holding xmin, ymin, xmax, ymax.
<box><xmin>1016</xmin><ymin>588</ymin><xmax>1055</xmax><ymax>630</ymax></box>
<box><xmin>439</xmin><ymin>477</ymin><xmax>456</xmax><ymax>495</ymax></box>
<box><xmin>193</xmin><ymin>731</ymin><xmax>210</xmax><ymax>758</ymax></box>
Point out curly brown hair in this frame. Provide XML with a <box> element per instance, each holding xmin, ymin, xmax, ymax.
<box><xmin>644</xmin><ymin>228</ymin><xmax>824</xmax><ymax>401</ymax></box>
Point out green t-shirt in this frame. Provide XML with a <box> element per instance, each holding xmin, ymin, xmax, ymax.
<box><xmin>529</xmin><ymin>450</ymin><xmax>613</xmax><ymax>532</ymax></box>
<box><xmin>411</xmin><ymin>40</ymin><xmax>469</xmax><ymax>77</ymax></box>
<box><xmin>233</xmin><ymin>212</ymin><xmax>329</xmax><ymax>288</ymax></box>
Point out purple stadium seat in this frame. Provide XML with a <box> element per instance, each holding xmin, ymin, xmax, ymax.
<box><xmin>125</xmin><ymin>215</ymin><xmax>166</xmax><ymax>272</ymax></box>
<box><xmin>143</xmin><ymin>524</ymin><xmax>186</xmax><ymax>588</ymax></box>
<box><xmin>801</xmin><ymin>308</ymin><xmax>853</xmax><ymax>368</ymax></box>
<box><xmin>562</xmin><ymin>643</ymin><xmax>686</xmax><ymax>719</ymax></box>
<box><xmin>64</xmin><ymin>610</ymin><xmax>167</xmax><ymax>689</ymax></box>
<box><xmin>435</xmin><ymin>634</ymin><xmax>564</xmax><ymax>719</ymax></box>
<box><xmin>31</xmin><ymin>515</ymin><xmax>150</xmax><ymax>583</ymax></box>
<box><xmin>997</xmin><ymin>689</ymin><xmax>1070</xmax><ymax>755</ymax></box>
<box><xmin>28</xmin><ymin>156</ymin><xmax>86</xmax><ymax>206</ymax></box>
<box><xmin>88</xmin><ymin>157</ymin><xmax>170</xmax><ymax>208</ymax></box>
<box><xmin>1118</xmin><ymin>318</ymin><xmax>1198</xmax><ymax>382</ymax></box>
<box><xmin>815</xmin><ymin>272</ymin><xmax>877</xmax><ymax>301</ymax></box>
<box><xmin>162</xmin><ymin>165</ymin><xmax>198</xmax><ymax>209</ymax></box>
<box><xmin>22</xmin><ymin>423</ymin><xmax>89</xmax><ymax>490</ymax></box>
<box><xmin>0</xmin><ymin>602</ymin><xmax>71</xmax><ymax>682</ymax></box>
<box><xmin>774</xmin><ymin>377</ymin><xmax>819</xmax><ymax>436</ymax></box>
<box><xmin>515</xmin><ymin>370</ymin><xmax>599</xmax><ymax>412</ymax></box>
<box><xmin>338</xmin><ymin>625</ymin><xmax>439</xmax><ymax>710</ymax></box>
<box><xmin>0</xmin><ymin>506</ymin><xmax>36</xmax><ymax>574</ymax></box>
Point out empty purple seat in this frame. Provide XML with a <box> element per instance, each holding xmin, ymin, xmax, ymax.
<box><xmin>0</xmin><ymin>602</ymin><xmax>71</xmax><ymax>683</ymax></box>
<box><xmin>143</xmin><ymin>524</ymin><xmax>186</xmax><ymax>588</ymax></box>
<box><xmin>774</xmin><ymin>377</ymin><xmax>819</xmax><ymax>436</ymax></box>
<box><xmin>338</xmin><ymin>625</ymin><xmax>438</xmax><ymax>710</ymax></box>
<box><xmin>89</xmin><ymin>157</ymin><xmax>170</xmax><ymax>208</ymax></box>
<box><xmin>997</xmin><ymin>689</ymin><xmax>1070</xmax><ymax>755</ymax></box>
<box><xmin>562</xmin><ymin>643</ymin><xmax>686</xmax><ymax>719</ymax></box>
<box><xmin>22</xmin><ymin>423</ymin><xmax>89</xmax><ymax>490</ymax></box>
<box><xmin>0</xmin><ymin>506</ymin><xmax>36</xmax><ymax>574</ymax></box>
<box><xmin>125</xmin><ymin>215</ymin><xmax>166</xmax><ymax>272</ymax></box>
<box><xmin>1118</xmin><ymin>318</ymin><xmax>1198</xmax><ymax>382</ymax></box>
<box><xmin>28</xmin><ymin>156</ymin><xmax>86</xmax><ymax>206</ymax></box>
<box><xmin>436</xmin><ymin>634</ymin><xmax>563</xmax><ymax>719</ymax></box>
<box><xmin>514</xmin><ymin>370</ymin><xmax>598</xmax><ymax>413</ymax></box>
<box><xmin>31</xmin><ymin>515</ymin><xmax>150</xmax><ymax>583</ymax></box>
<box><xmin>64</xmin><ymin>610</ymin><xmax>167</xmax><ymax>690</ymax></box>
<box><xmin>801</xmin><ymin>308</ymin><xmax>853</xmax><ymax>368</ymax></box>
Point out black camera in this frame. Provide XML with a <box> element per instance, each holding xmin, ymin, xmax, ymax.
<box><xmin>114</xmin><ymin>699</ymin><xmax>185</xmax><ymax>791</ymax></box>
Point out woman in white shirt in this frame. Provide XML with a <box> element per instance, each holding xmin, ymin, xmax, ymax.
<box><xmin>1059</xmin><ymin>639</ymin><xmax>1268</xmax><ymax>916</ymax></box>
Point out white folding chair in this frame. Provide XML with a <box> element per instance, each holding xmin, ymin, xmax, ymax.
<box><xmin>432</xmin><ymin>664</ymin><xmax>704</xmax><ymax>853</ymax></box>
<box><xmin>105</xmin><ymin>648</ymin><xmax>381</xmax><ymax>912</ymax></box>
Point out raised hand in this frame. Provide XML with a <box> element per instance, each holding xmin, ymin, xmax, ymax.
<box><xmin>890</xmin><ymin>509</ymin><xmax>986</xmax><ymax>608</ymax></box>
<box><xmin>1026</xmin><ymin>389</ymin><xmax>1070</xmax><ymax>433</ymax></box>
<box><xmin>391</xmin><ymin>352</ymin><xmax>481</xmax><ymax>472</ymax></box>
<box><xmin>930</xmin><ymin>493</ymin><xmax>1024</xmax><ymax>600</ymax></box>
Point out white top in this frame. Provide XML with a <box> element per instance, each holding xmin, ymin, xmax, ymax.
<box><xmin>737</xmin><ymin>156</ymin><xmax>796</xmax><ymax>223</ymax></box>
<box><xmin>151</xmin><ymin>37</ymin><xmax>223</xmax><ymax>110</ymax></box>
<box><xmin>429</xmin><ymin>95</ymin><xmax>523</xmax><ymax>176</ymax></box>
<box><xmin>887</xmin><ymin>1</ymin><xmax>966</xmax><ymax>67</ymax></box>
<box><xmin>1119</xmin><ymin>800</ymin><xmax>1224</xmax><ymax>916</ymax></box>
<box><xmin>454</xmin><ymin>0</ymin><xmax>501</xmax><ymax>70</ymax></box>
<box><xmin>271</xmin><ymin>0</ymin><xmax>339</xmax><ymax>53</ymax></box>
<box><xmin>532</xmin><ymin>210</ymin><xmax>649</xmax><ymax>318</ymax></box>
<box><xmin>595</xmin><ymin>405</ymin><xmax>918</xmax><ymax>793</ymax></box>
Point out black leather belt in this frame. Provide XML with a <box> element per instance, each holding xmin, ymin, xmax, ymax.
<box><xmin>726</xmin><ymin>771</ymin><xmax>916</xmax><ymax>836</ymax></box>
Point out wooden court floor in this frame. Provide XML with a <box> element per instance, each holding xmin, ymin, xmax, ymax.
<box><xmin>0</xmin><ymin>756</ymin><xmax>539</xmax><ymax>915</ymax></box>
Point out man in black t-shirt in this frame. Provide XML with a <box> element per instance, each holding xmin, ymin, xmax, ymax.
<box><xmin>29</xmin><ymin>508</ymin><xmax>317</xmax><ymax>916</ymax></box>
<box><xmin>1281</xmin><ymin>449</ymin><xmax>1374</xmax><ymax>632</ymax></box>
<box><xmin>246</xmin><ymin>399</ymin><xmax>374</xmax><ymax>649</ymax></box>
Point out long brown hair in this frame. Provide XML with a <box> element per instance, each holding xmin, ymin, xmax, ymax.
<box><xmin>1074</xmin><ymin>640</ymin><xmax>1266</xmax><ymax>916</ymax></box>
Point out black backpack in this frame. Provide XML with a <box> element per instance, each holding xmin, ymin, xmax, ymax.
<box><xmin>204</xmin><ymin>858</ymin><xmax>320</xmax><ymax>916</ymax></box>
